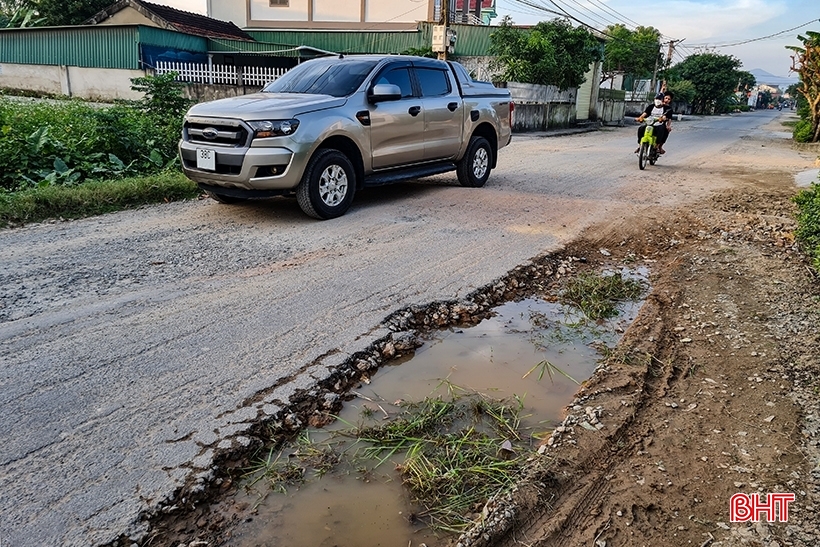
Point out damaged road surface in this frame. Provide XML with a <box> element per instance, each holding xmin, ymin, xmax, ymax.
<box><xmin>0</xmin><ymin>110</ymin><xmax>817</xmax><ymax>546</ymax></box>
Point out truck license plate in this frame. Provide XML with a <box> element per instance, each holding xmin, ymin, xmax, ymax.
<box><xmin>196</xmin><ymin>148</ymin><xmax>216</xmax><ymax>171</ymax></box>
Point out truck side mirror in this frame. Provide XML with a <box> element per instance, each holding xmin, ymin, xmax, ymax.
<box><xmin>368</xmin><ymin>84</ymin><xmax>402</xmax><ymax>103</ymax></box>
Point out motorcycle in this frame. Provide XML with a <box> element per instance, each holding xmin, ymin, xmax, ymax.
<box><xmin>637</xmin><ymin>116</ymin><xmax>661</xmax><ymax>170</ymax></box>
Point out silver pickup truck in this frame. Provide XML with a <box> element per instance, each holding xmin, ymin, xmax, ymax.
<box><xmin>179</xmin><ymin>54</ymin><xmax>513</xmax><ymax>219</ymax></box>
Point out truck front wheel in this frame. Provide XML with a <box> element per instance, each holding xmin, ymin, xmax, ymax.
<box><xmin>457</xmin><ymin>136</ymin><xmax>492</xmax><ymax>188</ymax></box>
<box><xmin>297</xmin><ymin>149</ymin><xmax>356</xmax><ymax>219</ymax></box>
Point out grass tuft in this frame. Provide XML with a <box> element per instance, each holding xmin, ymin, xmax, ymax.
<box><xmin>560</xmin><ymin>272</ymin><xmax>645</xmax><ymax>320</ymax></box>
<box><xmin>0</xmin><ymin>171</ymin><xmax>199</xmax><ymax>228</ymax></box>
<box><xmin>356</xmin><ymin>393</ymin><xmax>530</xmax><ymax>533</ymax></box>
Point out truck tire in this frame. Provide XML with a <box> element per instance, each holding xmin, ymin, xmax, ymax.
<box><xmin>457</xmin><ymin>136</ymin><xmax>492</xmax><ymax>188</ymax></box>
<box><xmin>206</xmin><ymin>191</ymin><xmax>247</xmax><ymax>204</ymax></box>
<box><xmin>297</xmin><ymin>149</ymin><xmax>356</xmax><ymax>220</ymax></box>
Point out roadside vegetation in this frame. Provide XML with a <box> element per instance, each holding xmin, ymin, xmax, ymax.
<box><xmin>788</xmin><ymin>30</ymin><xmax>820</xmax><ymax>143</ymax></box>
<box><xmin>489</xmin><ymin>16</ymin><xmax>602</xmax><ymax>90</ymax></box>
<box><xmin>794</xmin><ymin>181</ymin><xmax>820</xmax><ymax>272</ymax></box>
<box><xmin>0</xmin><ymin>73</ymin><xmax>197</xmax><ymax>227</ymax></box>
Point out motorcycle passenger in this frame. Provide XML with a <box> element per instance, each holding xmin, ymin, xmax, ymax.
<box><xmin>636</xmin><ymin>91</ymin><xmax>674</xmax><ymax>155</ymax></box>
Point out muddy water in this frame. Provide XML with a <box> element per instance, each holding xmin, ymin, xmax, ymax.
<box><xmin>226</xmin><ymin>293</ymin><xmax>644</xmax><ymax>547</ymax></box>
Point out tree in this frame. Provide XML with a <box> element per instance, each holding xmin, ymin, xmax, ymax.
<box><xmin>788</xmin><ymin>30</ymin><xmax>820</xmax><ymax>142</ymax></box>
<box><xmin>736</xmin><ymin>70</ymin><xmax>756</xmax><ymax>92</ymax></box>
<box><xmin>0</xmin><ymin>0</ymin><xmax>41</xmax><ymax>27</ymax></box>
<box><xmin>600</xmin><ymin>24</ymin><xmax>662</xmax><ymax>89</ymax></box>
<box><xmin>666</xmin><ymin>79</ymin><xmax>695</xmax><ymax>105</ymax></box>
<box><xmin>665</xmin><ymin>53</ymin><xmax>746</xmax><ymax>114</ymax></box>
<box><xmin>32</xmin><ymin>0</ymin><xmax>111</xmax><ymax>26</ymax></box>
<box><xmin>489</xmin><ymin>16</ymin><xmax>602</xmax><ymax>90</ymax></box>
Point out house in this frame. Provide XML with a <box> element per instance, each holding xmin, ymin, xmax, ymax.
<box><xmin>206</xmin><ymin>0</ymin><xmax>498</xmax><ymax>30</ymax></box>
<box><xmin>86</xmin><ymin>0</ymin><xmax>255</xmax><ymax>41</ymax></box>
<box><xmin>0</xmin><ymin>0</ymin><xmax>608</xmax><ymax>128</ymax></box>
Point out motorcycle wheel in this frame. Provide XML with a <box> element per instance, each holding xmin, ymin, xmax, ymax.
<box><xmin>638</xmin><ymin>143</ymin><xmax>648</xmax><ymax>170</ymax></box>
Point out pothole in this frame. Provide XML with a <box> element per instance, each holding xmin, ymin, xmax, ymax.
<box><xmin>128</xmin><ymin>256</ymin><xmax>651</xmax><ymax>547</ymax></box>
<box><xmin>216</xmin><ymin>269</ymin><xmax>649</xmax><ymax>546</ymax></box>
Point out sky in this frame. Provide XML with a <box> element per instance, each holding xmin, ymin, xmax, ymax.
<box><xmin>157</xmin><ymin>0</ymin><xmax>817</xmax><ymax>80</ymax></box>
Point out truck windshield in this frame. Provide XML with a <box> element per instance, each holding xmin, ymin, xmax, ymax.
<box><xmin>263</xmin><ymin>59</ymin><xmax>379</xmax><ymax>97</ymax></box>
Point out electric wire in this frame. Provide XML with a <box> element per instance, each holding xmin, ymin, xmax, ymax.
<box><xmin>686</xmin><ymin>18</ymin><xmax>818</xmax><ymax>48</ymax></box>
<box><xmin>549</xmin><ymin>0</ymin><xmax>619</xmax><ymax>29</ymax></box>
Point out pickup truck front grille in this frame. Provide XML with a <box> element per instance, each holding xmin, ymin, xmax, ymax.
<box><xmin>184</xmin><ymin>118</ymin><xmax>250</xmax><ymax>148</ymax></box>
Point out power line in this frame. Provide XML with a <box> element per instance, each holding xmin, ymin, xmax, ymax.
<box><xmin>585</xmin><ymin>0</ymin><xmax>642</xmax><ymax>29</ymax></box>
<box><xmin>550</xmin><ymin>0</ymin><xmax>619</xmax><ymax>29</ymax></box>
<box><xmin>686</xmin><ymin>18</ymin><xmax>819</xmax><ymax>48</ymax></box>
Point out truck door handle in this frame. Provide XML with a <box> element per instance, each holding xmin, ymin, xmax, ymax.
<box><xmin>408</xmin><ymin>106</ymin><xmax>421</xmax><ymax>116</ymax></box>
<box><xmin>447</xmin><ymin>102</ymin><xmax>458</xmax><ymax>112</ymax></box>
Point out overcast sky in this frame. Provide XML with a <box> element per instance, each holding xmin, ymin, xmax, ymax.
<box><xmin>157</xmin><ymin>0</ymin><xmax>817</xmax><ymax>78</ymax></box>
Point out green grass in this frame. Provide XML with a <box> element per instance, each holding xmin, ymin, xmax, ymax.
<box><xmin>0</xmin><ymin>170</ymin><xmax>199</xmax><ymax>227</ymax></box>
<box><xmin>247</xmin><ymin>392</ymin><xmax>534</xmax><ymax>534</ymax></box>
<box><xmin>355</xmin><ymin>394</ymin><xmax>529</xmax><ymax>533</ymax></box>
<box><xmin>560</xmin><ymin>272</ymin><xmax>646</xmax><ymax>320</ymax></box>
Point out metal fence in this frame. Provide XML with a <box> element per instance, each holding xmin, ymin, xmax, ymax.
<box><xmin>155</xmin><ymin>61</ymin><xmax>288</xmax><ymax>86</ymax></box>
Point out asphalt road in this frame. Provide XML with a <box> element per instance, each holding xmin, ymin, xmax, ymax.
<box><xmin>0</xmin><ymin>110</ymin><xmax>797</xmax><ymax>546</ymax></box>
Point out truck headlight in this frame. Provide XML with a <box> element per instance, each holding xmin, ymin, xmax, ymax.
<box><xmin>248</xmin><ymin>119</ymin><xmax>300</xmax><ymax>138</ymax></box>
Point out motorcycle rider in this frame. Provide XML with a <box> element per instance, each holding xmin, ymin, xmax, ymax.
<box><xmin>636</xmin><ymin>91</ymin><xmax>674</xmax><ymax>155</ymax></box>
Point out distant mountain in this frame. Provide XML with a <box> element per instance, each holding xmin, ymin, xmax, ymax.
<box><xmin>750</xmin><ymin>68</ymin><xmax>798</xmax><ymax>88</ymax></box>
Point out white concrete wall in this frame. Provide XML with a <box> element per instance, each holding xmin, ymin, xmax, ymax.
<box><xmin>314</xmin><ymin>0</ymin><xmax>358</xmax><ymax>22</ymax></box>
<box><xmin>0</xmin><ymin>63</ymin><xmax>146</xmax><ymax>101</ymax></box>
<box><xmin>208</xmin><ymin>0</ymin><xmax>245</xmax><ymax>27</ymax></box>
<box><xmin>243</xmin><ymin>0</ymin><xmax>429</xmax><ymax>24</ymax></box>
<box><xmin>365</xmin><ymin>0</ymin><xmax>427</xmax><ymax>22</ymax></box>
<box><xmin>251</xmin><ymin>0</ymin><xmax>309</xmax><ymax>22</ymax></box>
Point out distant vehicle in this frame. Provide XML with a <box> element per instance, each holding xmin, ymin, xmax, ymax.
<box><xmin>179</xmin><ymin>55</ymin><xmax>514</xmax><ymax>219</ymax></box>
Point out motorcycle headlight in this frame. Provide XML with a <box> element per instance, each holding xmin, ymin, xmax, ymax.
<box><xmin>248</xmin><ymin>119</ymin><xmax>300</xmax><ymax>139</ymax></box>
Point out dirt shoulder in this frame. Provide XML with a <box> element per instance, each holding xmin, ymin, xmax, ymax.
<box><xmin>460</xmin><ymin>135</ymin><xmax>820</xmax><ymax>546</ymax></box>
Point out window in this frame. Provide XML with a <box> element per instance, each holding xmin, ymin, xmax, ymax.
<box><xmin>375</xmin><ymin>68</ymin><xmax>414</xmax><ymax>98</ymax></box>
<box><xmin>263</xmin><ymin>59</ymin><xmax>379</xmax><ymax>97</ymax></box>
<box><xmin>415</xmin><ymin>68</ymin><xmax>450</xmax><ymax>97</ymax></box>
<box><xmin>269</xmin><ymin>0</ymin><xmax>288</xmax><ymax>6</ymax></box>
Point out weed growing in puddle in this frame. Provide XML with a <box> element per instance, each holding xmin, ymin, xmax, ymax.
<box><xmin>522</xmin><ymin>359</ymin><xmax>581</xmax><ymax>384</ymax></box>
<box><xmin>245</xmin><ymin>430</ymin><xmax>341</xmax><ymax>493</ymax></box>
<box><xmin>561</xmin><ymin>272</ymin><xmax>646</xmax><ymax>320</ymax></box>
<box><xmin>356</xmin><ymin>393</ymin><xmax>531</xmax><ymax>533</ymax></box>
<box><xmin>246</xmin><ymin>390</ymin><xmax>538</xmax><ymax>534</ymax></box>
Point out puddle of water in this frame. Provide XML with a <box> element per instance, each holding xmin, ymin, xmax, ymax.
<box><xmin>795</xmin><ymin>169</ymin><xmax>819</xmax><ymax>188</ymax></box>
<box><xmin>226</xmin><ymin>278</ymin><xmax>645</xmax><ymax>547</ymax></box>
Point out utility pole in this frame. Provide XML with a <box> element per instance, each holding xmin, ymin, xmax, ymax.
<box><xmin>649</xmin><ymin>43</ymin><xmax>661</xmax><ymax>100</ymax></box>
<box><xmin>438</xmin><ymin>0</ymin><xmax>450</xmax><ymax>61</ymax></box>
<box><xmin>660</xmin><ymin>39</ymin><xmax>683</xmax><ymax>92</ymax></box>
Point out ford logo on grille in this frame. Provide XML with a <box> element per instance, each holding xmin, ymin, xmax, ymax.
<box><xmin>202</xmin><ymin>127</ymin><xmax>219</xmax><ymax>140</ymax></box>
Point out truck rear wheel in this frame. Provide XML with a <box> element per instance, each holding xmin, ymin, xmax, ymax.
<box><xmin>297</xmin><ymin>149</ymin><xmax>356</xmax><ymax>220</ymax></box>
<box><xmin>457</xmin><ymin>136</ymin><xmax>492</xmax><ymax>188</ymax></box>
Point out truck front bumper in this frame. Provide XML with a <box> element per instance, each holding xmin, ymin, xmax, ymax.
<box><xmin>179</xmin><ymin>140</ymin><xmax>311</xmax><ymax>191</ymax></box>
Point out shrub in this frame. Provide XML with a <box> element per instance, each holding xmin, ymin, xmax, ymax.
<box><xmin>0</xmin><ymin>98</ymin><xmax>181</xmax><ymax>191</ymax></box>
<box><xmin>793</xmin><ymin>118</ymin><xmax>814</xmax><ymax>142</ymax></box>
<box><xmin>793</xmin><ymin>181</ymin><xmax>820</xmax><ymax>271</ymax></box>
